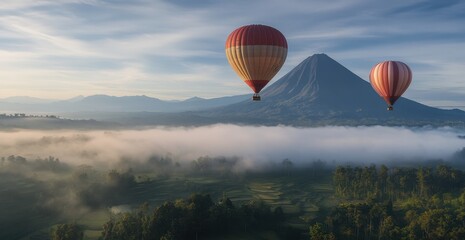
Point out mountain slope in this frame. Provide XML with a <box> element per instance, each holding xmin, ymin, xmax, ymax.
<box><xmin>1</xmin><ymin>53</ymin><xmax>464</xmax><ymax>127</ymax></box>
<box><xmin>206</xmin><ymin>54</ymin><xmax>465</xmax><ymax>126</ymax></box>
<box><xmin>0</xmin><ymin>94</ymin><xmax>248</xmax><ymax>114</ymax></box>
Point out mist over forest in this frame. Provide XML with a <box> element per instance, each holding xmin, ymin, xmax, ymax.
<box><xmin>1</xmin><ymin>124</ymin><xmax>464</xmax><ymax>170</ymax></box>
<box><xmin>2</xmin><ymin>124</ymin><xmax>465</xmax><ymax>239</ymax></box>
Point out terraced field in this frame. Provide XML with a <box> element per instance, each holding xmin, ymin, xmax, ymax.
<box><xmin>0</xmin><ymin>173</ymin><xmax>58</xmax><ymax>240</ymax></box>
<box><xmin>6</xmin><ymin>171</ymin><xmax>334</xmax><ymax>240</ymax></box>
<box><xmin>124</xmin><ymin>172</ymin><xmax>334</xmax><ymax>231</ymax></box>
<box><xmin>244</xmin><ymin>175</ymin><xmax>335</xmax><ymax>229</ymax></box>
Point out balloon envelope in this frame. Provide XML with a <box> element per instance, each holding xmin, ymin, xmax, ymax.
<box><xmin>225</xmin><ymin>24</ymin><xmax>288</xmax><ymax>94</ymax></box>
<box><xmin>369</xmin><ymin>61</ymin><xmax>412</xmax><ymax>107</ymax></box>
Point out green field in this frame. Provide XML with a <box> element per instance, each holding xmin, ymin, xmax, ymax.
<box><xmin>4</xmin><ymin>170</ymin><xmax>334</xmax><ymax>240</ymax></box>
<box><xmin>5</xmin><ymin>159</ymin><xmax>465</xmax><ymax>240</ymax></box>
<box><xmin>0</xmin><ymin>173</ymin><xmax>57</xmax><ymax>240</ymax></box>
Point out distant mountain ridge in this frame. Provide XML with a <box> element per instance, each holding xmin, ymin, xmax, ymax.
<box><xmin>1</xmin><ymin>53</ymin><xmax>464</xmax><ymax>128</ymax></box>
<box><xmin>0</xmin><ymin>94</ymin><xmax>248</xmax><ymax>114</ymax></box>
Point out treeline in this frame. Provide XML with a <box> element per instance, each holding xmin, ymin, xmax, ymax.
<box><xmin>123</xmin><ymin>154</ymin><xmax>331</xmax><ymax>178</ymax></box>
<box><xmin>0</xmin><ymin>155</ymin><xmax>68</xmax><ymax>172</ymax></box>
<box><xmin>309</xmin><ymin>164</ymin><xmax>465</xmax><ymax>240</ymax></box>
<box><xmin>0</xmin><ymin>113</ymin><xmax>58</xmax><ymax>118</ymax></box>
<box><xmin>77</xmin><ymin>169</ymin><xmax>136</xmax><ymax>208</ymax></box>
<box><xmin>311</xmin><ymin>194</ymin><xmax>465</xmax><ymax>240</ymax></box>
<box><xmin>100</xmin><ymin>193</ymin><xmax>288</xmax><ymax>240</ymax></box>
<box><xmin>333</xmin><ymin>164</ymin><xmax>465</xmax><ymax>200</ymax></box>
<box><xmin>0</xmin><ymin>157</ymin><xmax>140</xmax><ymax>240</ymax></box>
<box><xmin>1</xmin><ymin>155</ymin><xmax>137</xmax><ymax>211</ymax></box>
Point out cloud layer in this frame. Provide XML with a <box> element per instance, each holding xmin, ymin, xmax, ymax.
<box><xmin>0</xmin><ymin>0</ymin><xmax>464</xmax><ymax>105</ymax></box>
<box><xmin>1</xmin><ymin>125</ymin><xmax>464</xmax><ymax>169</ymax></box>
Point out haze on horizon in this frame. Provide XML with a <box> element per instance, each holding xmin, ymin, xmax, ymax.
<box><xmin>0</xmin><ymin>0</ymin><xmax>464</xmax><ymax>108</ymax></box>
<box><xmin>1</xmin><ymin>125</ymin><xmax>464</xmax><ymax>170</ymax></box>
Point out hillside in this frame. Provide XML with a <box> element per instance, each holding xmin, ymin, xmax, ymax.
<box><xmin>1</xmin><ymin>54</ymin><xmax>464</xmax><ymax>128</ymax></box>
<box><xmin>203</xmin><ymin>54</ymin><xmax>465</xmax><ymax>126</ymax></box>
<box><xmin>0</xmin><ymin>94</ymin><xmax>248</xmax><ymax>114</ymax></box>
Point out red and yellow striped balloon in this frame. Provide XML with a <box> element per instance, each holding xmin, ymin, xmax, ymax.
<box><xmin>225</xmin><ymin>24</ymin><xmax>288</xmax><ymax>95</ymax></box>
<box><xmin>369</xmin><ymin>61</ymin><xmax>412</xmax><ymax>110</ymax></box>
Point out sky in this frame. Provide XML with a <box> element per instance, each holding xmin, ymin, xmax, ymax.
<box><xmin>0</xmin><ymin>0</ymin><xmax>464</xmax><ymax>108</ymax></box>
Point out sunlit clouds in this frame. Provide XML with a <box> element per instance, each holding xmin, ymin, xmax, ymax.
<box><xmin>0</xmin><ymin>0</ymin><xmax>464</xmax><ymax>105</ymax></box>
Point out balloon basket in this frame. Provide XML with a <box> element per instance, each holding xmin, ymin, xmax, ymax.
<box><xmin>252</xmin><ymin>94</ymin><xmax>261</xmax><ymax>101</ymax></box>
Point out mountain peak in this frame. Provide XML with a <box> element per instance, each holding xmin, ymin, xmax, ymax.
<box><xmin>209</xmin><ymin>53</ymin><xmax>465</xmax><ymax>125</ymax></box>
<box><xmin>307</xmin><ymin>52</ymin><xmax>329</xmax><ymax>59</ymax></box>
<box><xmin>184</xmin><ymin>96</ymin><xmax>205</xmax><ymax>102</ymax></box>
<box><xmin>301</xmin><ymin>53</ymin><xmax>332</xmax><ymax>63</ymax></box>
<box><xmin>261</xmin><ymin>52</ymin><xmax>351</xmax><ymax>103</ymax></box>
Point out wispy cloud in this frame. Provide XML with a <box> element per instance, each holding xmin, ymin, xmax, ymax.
<box><xmin>0</xmin><ymin>0</ymin><xmax>464</xmax><ymax>104</ymax></box>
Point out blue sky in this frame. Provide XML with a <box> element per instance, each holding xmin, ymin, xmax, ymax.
<box><xmin>0</xmin><ymin>0</ymin><xmax>464</xmax><ymax>107</ymax></box>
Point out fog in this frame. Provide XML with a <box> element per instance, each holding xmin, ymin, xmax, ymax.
<box><xmin>1</xmin><ymin>124</ymin><xmax>464</xmax><ymax>169</ymax></box>
<box><xmin>1</xmin><ymin>124</ymin><xmax>465</xmax><ymax>237</ymax></box>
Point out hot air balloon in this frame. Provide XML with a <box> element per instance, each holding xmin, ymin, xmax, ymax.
<box><xmin>369</xmin><ymin>61</ymin><xmax>412</xmax><ymax>111</ymax></box>
<box><xmin>225</xmin><ymin>24</ymin><xmax>288</xmax><ymax>101</ymax></box>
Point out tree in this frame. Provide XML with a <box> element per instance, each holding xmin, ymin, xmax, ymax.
<box><xmin>51</xmin><ymin>223</ymin><xmax>83</xmax><ymax>240</ymax></box>
<box><xmin>379</xmin><ymin>216</ymin><xmax>401</xmax><ymax>240</ymax></box>
<box><xmin>309</xmin><ymin>223</ymin><xmax>335</xmax><ymax>240</ymax></box>
<box><xmin>418</xmin><ymin>209</ymin><xmax>452</xmax><ymax>240</ymax></box>
<box><xmin>282</xmin><ymin>158</ymin><xmax>293</xmax><ymax>175</ymax></box>
<box><xmin>187</xmin><ymin>193</ymin><xmax>214</xmax><ymax>238</ymax></box>
<box><xmin>417</xmin><ymin>167</ymin><xmax>432</xmax><ymax>197</ymax></box>
<box><xmin>378</xmin><ymin>165</ymin><xmax>389</xmax><ymax>199</ymax></box>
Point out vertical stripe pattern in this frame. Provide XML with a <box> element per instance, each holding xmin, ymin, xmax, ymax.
<box><xmin>225</xmin><ymin>24</ymin><xmax>288</xmax><ymax>93</ymax></box>
<box><xmin>369</xmin><ymin>61</ymin><xmax>412</xmax><ymax>106</ymax></box>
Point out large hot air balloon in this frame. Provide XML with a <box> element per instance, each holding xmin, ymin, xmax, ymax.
<box><xmin>369</xmin><ymin>61</ymin><xmax>412</xmax><ymax>111</ymax></box>
<box><xmin>225</xmin><ymin>24</ymin><xmax>288</xmax><ymax>101</ymax></box>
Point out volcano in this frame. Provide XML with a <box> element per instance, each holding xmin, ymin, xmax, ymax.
<box><xmin>4</xmin><ymin>54</ymin><xmax>463</xmax><ymax>128</ymax></box>
<box><xmin>205</xmin><ymin>54</ymin><xmax>465</xmax><ymax>126</ymax></box>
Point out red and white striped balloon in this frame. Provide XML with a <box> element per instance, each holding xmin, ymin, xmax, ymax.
<box><xmin>369</xmin><ymin>61</ymin><xmax>412</xmax><ymax>110</ymax></box>
<box><xmin>225</xmin><ymin>24</ymin><xmax>288</xmax><ymax>95</ymax></box>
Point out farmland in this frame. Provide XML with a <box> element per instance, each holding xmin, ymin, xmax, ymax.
<box><xmin>0</xmin><ymin>160</ymin><xmax>334</xmax><ymax>240</ymax></box>
<box><xmin>4</xmin><ymin>157</ymin><xmax>465</xmax><ymax>239</ymax></box>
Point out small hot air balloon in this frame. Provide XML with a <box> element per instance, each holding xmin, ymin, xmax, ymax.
<box><xmin>225</xmin><ymin>24</ymin><xmax>288</xmax><ymax>101</ymax></box>
<box><xmin>369</xmin><ymin>61</ymin><xmax>412</xmax><ymax>110</ymax></box>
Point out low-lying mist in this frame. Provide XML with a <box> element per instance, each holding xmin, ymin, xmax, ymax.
<box><xmin>1</xmin><ymin>124</ymin><xmax>464</xmax><ymax>169</ymax></box>
<box><xmin>1</xmin><ymin>124</ymin><xmax>465</xmax><ymax>238</ymax></box>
